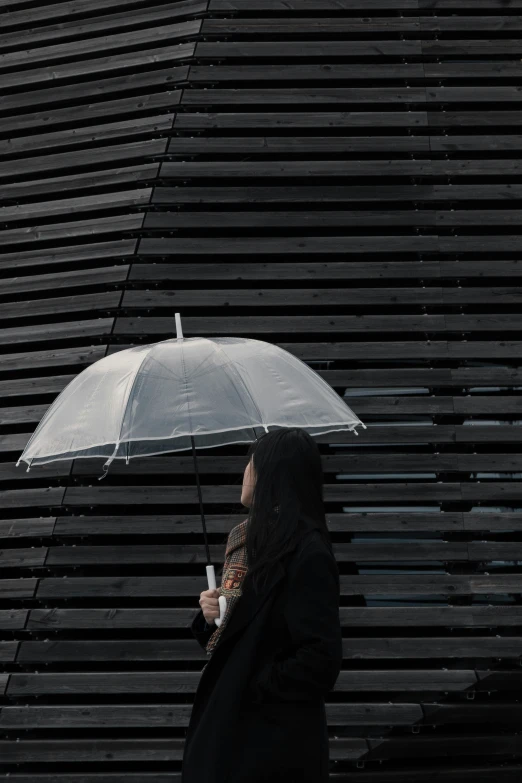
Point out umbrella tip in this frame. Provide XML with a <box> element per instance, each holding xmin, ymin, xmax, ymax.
<box><xmin>175</xmin><ymin>313</ymin><xmax>183</xmax><ymax>340</ymax></box>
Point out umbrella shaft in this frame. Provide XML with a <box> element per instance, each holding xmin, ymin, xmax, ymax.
<box><xmin>190</xmin><ymin>436</ymin><xmax>211</xmax><ymax>565</ymax></box>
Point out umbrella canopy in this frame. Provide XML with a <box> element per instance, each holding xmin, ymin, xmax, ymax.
<box><xmin>16</xmin><ymin>313</ymin><xmax>365</xmax><ymax>475</ymax></box>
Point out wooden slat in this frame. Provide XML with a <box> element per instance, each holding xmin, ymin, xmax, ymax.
<box><xmin>0</xmin><ymin>702</ymin><xmax>422</xmax><ymax>727</ymax></box>
<box><xmin>0</xmin><ymin>216</ymin><xmax>144</xmax><ymax>247</ymax></box>
<box><xmin>0</xmin><ymin>518</ymin><xmax>56</xmax><ymax>538</ymax></box>
<box><xmin>6</xmin><ymin>669</ymin><xmax>480</xmax><ymax>697</ymax></box>
<box><xmin>49</xmin><ymin>512</ymin><xmax>522</xmax><ymax>535</ymax></box>
<box><xmin>22</xmin><ymin>606</ymin><xmax>522</xmax><ymax>632</ymax></box>
<box><xmin>194</xmin><ymin>41</ymin><xmax>423</xmax><ymax>57</ymax></box>
<box><xmin>34</xmin><ymin>574</ymin><xmax>522</xmax><ymax>599</ymax></box>
<box><xmin>0</xmin><ymin>294</ymin><xmax>120</xmax><ymax>322</ymax></box>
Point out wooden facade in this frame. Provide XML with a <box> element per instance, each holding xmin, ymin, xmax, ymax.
<box><xmin>1</xmin><ymin>0</ymin><xmax>522</xmax><ymax>779</ymax></box>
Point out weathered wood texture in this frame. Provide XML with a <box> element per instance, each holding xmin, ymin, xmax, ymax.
<box><xmin>1</xmin><ymin>0</ymin><xmax>522</xmax><ymax>780</ymax></box>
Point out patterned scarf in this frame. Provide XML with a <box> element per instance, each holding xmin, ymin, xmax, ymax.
<box><xmin>205</xmin><ymin>517</ymin><xmax>250</xmax><ymax>656</ymax></box>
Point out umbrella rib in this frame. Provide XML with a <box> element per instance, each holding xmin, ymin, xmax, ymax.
<box><xmin>102</xmin><ymin>347</ymin><xmax>152</xmax><ymax>471</ymax></box>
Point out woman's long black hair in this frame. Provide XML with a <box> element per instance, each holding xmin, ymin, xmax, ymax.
<box><xmin>242</xmin><ymin>427</ymin><xmax>335</xmax><ymax>595</ymax></box>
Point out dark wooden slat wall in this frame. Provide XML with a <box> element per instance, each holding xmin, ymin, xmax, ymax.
<box><xmin>1</xmin><ymin>0</ymin><xmax>522</xmax><ymax>780</ymax></box>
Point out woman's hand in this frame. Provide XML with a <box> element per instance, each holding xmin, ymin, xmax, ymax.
<box><xmin>199</xmin><ymin>588</ymin><xmax>220</xmax><ymax>625</ymax></box>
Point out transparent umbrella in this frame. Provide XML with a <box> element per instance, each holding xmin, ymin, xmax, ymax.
<box><xmin>16</xmin><ymin>313</ymin><xmax>365</xmax><ymax>624</ymax></box>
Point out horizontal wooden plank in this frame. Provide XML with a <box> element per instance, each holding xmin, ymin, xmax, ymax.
<box><xmin>424</xmin><ymin>17</ymin><xmax>522</xmax><ymax>32</ymax></box>
<box><xmin>168</xmin><ymin>134</ymin><xmax>429</xmax><ymax>153</ymax></box>
<box><xmin>0</xmin><ymin>609</ymin><xmax>28</xmax><ymax>629</ymax></box>
<box><xmin>122</xmin><ymin>288</ymin><xmax>444</xmax><ymax>308</ymax></box>
<box><xmin>0</xmin><ymin>240</ymin><xmax>137</xmax><ymax>272</ymax></box>
<box><xmin>293</xmin><ymin>341</ymin><xmax>522</xmax><ymax>360</ymax></box>
<box><xmin>159</xmin><ymin>160</ymin><xmax>522</xmax><ymax>178</ymax></box>
<box><xmin>143</xmin><ymin>211</ymin><xmax>437</xmax><ymax>229</ymax></box>
<box><xmin>152</xmin><ymin>184</ymin><xmax>522</xmax><ymax>203</ymax></box>
<box><xmin>0</xmin><ymin>293</ymin><xmax>120</xmax><ymax>322</ymax></box>
<box><xmin>0</xmin><ymin>405</ymin><xmax>56</xmax><ymax>427</ymax></box>
<box><xmin>426</xmin><ymin>86</ymin><xmax>522</xmax><ymax>103</ymax></box>
<box><xmin>6</xmin><ymin>669</ymin><xmax>479</xmax><ymax>698</ymax></box>
<box><xmin>0</xmin><ymin>701</ymin><xmax>420</xmax><ymax>727</ymax></box>
<box><xmin>190</xmin><ymin>63</ymin><xmax>426</xmax><ymax>82</ymax></box>
<box><xmin>35</xmin><ymin>574</ymin><xmax>522</xmax><ymax>599</ymax></box>
<box><xmin>160</xmin><ymin>160</ymin><xmax>435</xmax><ymax>177</ymax></box>
<box><xmin>425</xmin><ymin>61</ymin><xmax>522</xmax><ymax>79</ymax></box>
<box><xmin>183</xmin><ymin>85</ymin><xmax>520</xmax><ymax>108</ymax></box>
<box><xmin>209</xmin><ymin>0</ymin><xmax>419</xmax><ymax>9</ymax></box>
<box><xmin>422</xmin><ymin>39</ymin><xmax>522</xmax><ymax>56</ymax></box>
<box><xmin>0</xmin><ymin>345</ymin><xmax>106</xmax><ymax>374</ymax></box>
<box><xmin>1</xmin><ymin>167</ymin><xmax>157</xmax><ymax>203</ymax></box>
<box><xmin>0</xmin><ymin>216</ymin><xmax>143</xmax><ymax>247</ymax></box>
<box><xmin>346</xmin><ymin>638</ymin><xmax>522</xmax><ymax>659</ymax></box>
<box><xmin>50</xmin><ymin>512</ymin><xmax>522</xmax><ymax>536</ymax></box>
<box><xmin>0</xmin><ymin>488</ymin><xmax>67</xmax><ymax>511</ymax></box>
<box><xmin>0</xmin><ymin>738</ymin><xmax>185</xmax><ymax>763</ymax></box>
<box><xmin>112</xmin><ymin>314</ymin><xmax>522</xmax><ymax>335</ymax></box>
<box><xmin>0</xmin><ymin>266</ymin><xmax>129</xmax><ymax>296</ymax></box>
<box><xmin>123</xmin><ymin>287</ymin><xmax>522</xmax><ymax>308</ymax></box>
<box><xmin>181</xmin><ymin>87</ymin><xmax>426</xmax><ymax>105</ymax></box>
<box><xmin>0</xmin><ymin>578</ymin><xmax>38</xmax><ymax>599</ymax></box>
<box><xmin>415</xmin><ymin>134</ymin><xmax>522</xmax><ymax>153</ymax></box>
<box><xmin>39</xmin><ymin>541</ymin><xmax>499</xmax><ymax>567</ymax></box>
<box><xmin>428</xmin><ymin>109</ymin><xmax>521</xmax><ymax>127</ymax></box>
<box><xmin>0</xmin><ymin>319</ymin><xmax>115</xmax><ymax>348</ymax></box>
<box><xmin>442</xmin><ymin>259</ymin><xmax>522</xmax><ymax>274</ymax></box>
<box><xmin>174</xmin><ymin>110</ymin><xmax>427</xmax><ymax>129</ymax></box>
<box><xmin>61</xmin><ymin>483</ymin><xmax>462</xmax><ymax>506</ymax></box>
<box><xmin>0</xmin><ymin>642</ymin><xmax>18</xmax><ymax>662</ymax></box>
<box><xmin>0</xmin><ymin>518</ymin><xmax>56</xmax><ymax>538</ymax></box>
<box><xmin>23</xmin><ymin>606</ymin><xmax>522</xmax><ymax>632</ymax></box>
<box><xmin>195</xmin><ymin>41</ymin><xmax>423</xmax><ymax>57</ymax></box>
<box><xmin>129</xmin><ymin>262</ymin><xmax>442</xmax><ymax>280</ymax></box>
<box><xmin>355</xmin><ymin>396</ymin><xmax>522</xmax><ymax>415</ymax></box>
<box><xmin>367</xmin><ymin>734</ymin><xmax>522</xmax><ymax>762</ymax></box>
<box><xmin>202</xmin><ymin>18</ymin><xmax>421</xmax><ymax>33</ymax></box>
<box><xmin>0</xmin><ymin>549</ymin><xmax>46</xmax><ymax>568</ymax></box>
<box><xmin>12</xmin><ymin>638</ymin><xmax>522</xmax><ymax>666</ymax></box>
<box><xmin>0</xmin><ymin>192</ymin><xmax>150</xmax><ymax>223</ymax></box>
<box><xmin>138</xmin><ymin>236</ymin><xmax>438</xmax><ymax>255</ymax></box>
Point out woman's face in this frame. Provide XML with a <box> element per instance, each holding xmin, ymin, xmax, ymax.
<box><xmin>241</xmin><ymin>457</ymin><xmax>256</xmax><ymax>508</ymax></box>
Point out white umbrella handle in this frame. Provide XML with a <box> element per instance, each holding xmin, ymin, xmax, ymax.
<box><xmin>206</xmin><ymin>564</ymin><xmax>227</xmax><ymax>627</ymax></box>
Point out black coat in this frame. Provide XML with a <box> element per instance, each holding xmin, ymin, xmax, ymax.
<box><xmin>181</xmin><ymin>524</ymin><xmax>343</xmax><ymax>783</ymax></box>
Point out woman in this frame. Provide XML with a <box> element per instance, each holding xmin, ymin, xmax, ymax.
<box><xmin>181</xmin><ymin>427</ymin><xmax>343</xmax><ymax>783</ymax></box>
